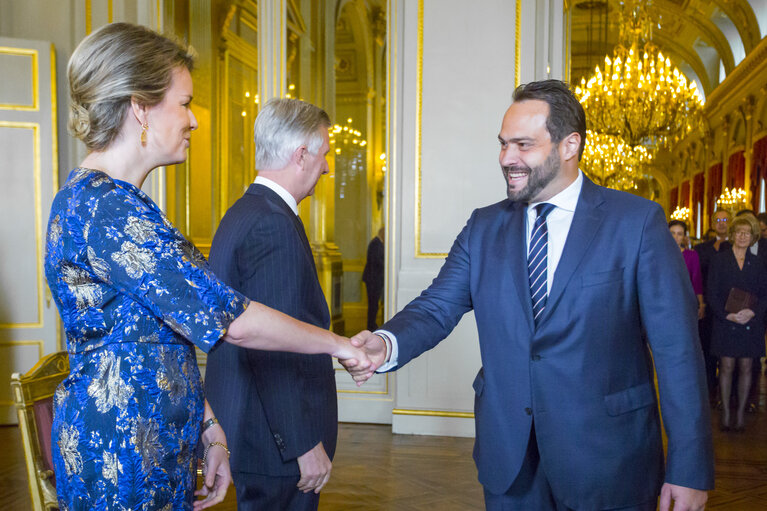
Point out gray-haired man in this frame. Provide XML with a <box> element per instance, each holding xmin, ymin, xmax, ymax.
<box><xmin>205</xmin><ymin>98</ymin><xmax>335</xmax><ymax>510</ymax></box>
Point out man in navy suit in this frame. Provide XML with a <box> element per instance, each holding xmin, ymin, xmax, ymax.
<box><xmin>205</xmin><ymin>98</ymin><xmax>335</xmax><ymax>510</ymax></box>
<box><xmin>344</xmin><ymin>80</ymin><xmax>713</xmax><ymax>510</ymax></box>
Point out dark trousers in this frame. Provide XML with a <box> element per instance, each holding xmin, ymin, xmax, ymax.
<box><xmin>483</xmin><ymin>430</ymin><xmax>657</xmax><ymax>511</ymax></box>
<box><xmin>364</xmin><ymin>282</ymin><xmax>382</xmax><ymax>332</ymax></box>
<box><xmin>698</xmin><ymin>316</ymin><xmax>718</xmax><ymax>399</ymax></box>
<box><xmin>233</xmin><ymin>471</ymin><xmax>320</xmax><ymax>511</ymax></box>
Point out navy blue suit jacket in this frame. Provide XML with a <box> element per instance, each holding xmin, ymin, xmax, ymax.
<box><xmin>383</xmin><ymin>177</ymin><xmax>714</xmax><ymax>508</ymax></box>
<box><xmin>205</xmin><ymin>183</ymin><xmax>336</xmax><ymax>476</ymax></box>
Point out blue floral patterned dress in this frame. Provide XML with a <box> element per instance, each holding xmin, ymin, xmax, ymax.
<box><xmin>44</xmin><ymin>168</ymin><xmax>249</xmax><ymax>510</ymax></box>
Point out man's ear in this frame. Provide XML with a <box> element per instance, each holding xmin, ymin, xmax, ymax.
<box><xmin>560</xmin><ymin>132</ymin><xmax>581</xmax><ymax>162</ymax></box>
<box><xmin>292</xmin><ymin>145</ymin><xmax>307</xmax><ymax>169</ymax></box>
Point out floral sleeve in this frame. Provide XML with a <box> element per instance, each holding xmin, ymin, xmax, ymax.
<box><xmin>75</xmin><ymin>178</ymin><xmax>248</xmax><ymax>352</ymax></box>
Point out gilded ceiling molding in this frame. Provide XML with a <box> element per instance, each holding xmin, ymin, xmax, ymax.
<box><xmin>655</xmin><ymin>0</ymin><xmax>734</xmax><ymax>74</ymax></box>
<box><xmin>711</xmin><ymin>0</ymin><xmax>761</xmax><ymax>53</ymax></box>
<box><xmin>706</xmin><ymin>33</ymin><xmax>767</xmax><ymax>119</ymax></box>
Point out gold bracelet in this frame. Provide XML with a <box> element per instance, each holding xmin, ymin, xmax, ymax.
<box><xmin>203</xmin><ymin>441</ymin><xmax>230</xmax><ymax>466</ymax></box>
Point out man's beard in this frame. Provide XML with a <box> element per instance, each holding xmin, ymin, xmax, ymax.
<box><xmin>503</xmin><ymin>148</ymin><xmax>561</xmax><ymax>203</ymax></box>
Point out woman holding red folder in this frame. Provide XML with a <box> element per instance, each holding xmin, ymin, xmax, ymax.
<box><xmin>707</xmin><ymin>214</ymin><xmax>767</xmax><ymax>431</ymax></box>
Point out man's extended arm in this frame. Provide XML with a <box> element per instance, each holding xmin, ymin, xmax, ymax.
<box><xmin>342</xmin><ymin>213</ymin><xmax>477</xmax><ymax>382</ymax></box>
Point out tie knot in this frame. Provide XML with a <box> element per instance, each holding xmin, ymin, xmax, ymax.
<box><xmin>535</xmin><ymin>203</ymin><xmax>555</xmax><ymax>219</ymax></box>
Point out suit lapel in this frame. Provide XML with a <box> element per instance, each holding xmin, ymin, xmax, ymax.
<box><xmin>248</xmin><ymin>184</ymin><xmax>316</xmax><ymax>264</ymax></box>
<box><xmin>542</xmin><ymin>177</ymin><xmax>606</xmax><ymax>320</ymax></box>
<box><xmin>293</xmin><ymin>215</ymin><xmax>318</xmax><ymax>268</ymax></box>
<box><xmin>504</xmin><ymin>201</ymin><xmax>535</xmax><ymax>332</ymax></box>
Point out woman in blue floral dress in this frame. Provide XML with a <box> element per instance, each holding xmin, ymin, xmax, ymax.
<box><xmin>45</xmin><ymin>23</ymin><xmax>370</xmax><ymax>511</ymax></box>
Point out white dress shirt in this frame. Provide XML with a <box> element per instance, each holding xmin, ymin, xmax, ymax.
<box><xmin>376</xmin><ymin>171</ymin><xmax>585</xmax><ymax>372</ymax></box>
<box><xmin>254</xmin><ymin>175</ymin><xmax>298</xmax><ymax>215</ymax></box>
<box><xmin>525</xmin><ymin>171</ymin><xmax>583</xmax><ymax>295</ymax></box>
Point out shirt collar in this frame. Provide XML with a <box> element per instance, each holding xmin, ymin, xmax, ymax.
<box><xmin>528</xmin><ymin>170</ymin><xmax>583</xmax><ymax>214</ymax></box>
<box><xmin>254</xmin><ymin>176</ymin><xmax>299</xmax><ymax>215</ymax></box>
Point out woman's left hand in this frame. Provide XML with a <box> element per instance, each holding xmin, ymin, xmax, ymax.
<box><xmin>193</xmin><ymin>442</ymin><xmax>232</xmax><ymax>510</ymax></box>
<box><xmin>735</xmin><ymin>308</ymin><xmax>756</xmax><ymax>324</ymax></box>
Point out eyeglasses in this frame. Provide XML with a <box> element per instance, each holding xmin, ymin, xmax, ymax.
<box><xmin>734</xmin><ymin>230</ymin><xmax>752</xmax><ymax>237</ymax></box>
<box><xmin>715</xmin><ymin>218</ymin><xmax>729</xmax><ymax>223</ymax></box>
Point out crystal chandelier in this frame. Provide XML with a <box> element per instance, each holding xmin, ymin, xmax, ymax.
<box><xmin>670</xmin><ymin>206</ymin><xmax>691</xmax><ymax>222</ymax></box>
<box><xmin>575</xmin><ymin>1</ymin><xmax>703</xmax><ymax>148</ymax></box>
<box><xmin>581</xmin><ymin>130</ymin><xmax>654</xmax><ymax>190</ymax></box>
<box><xmin>716</xmin><ymin>187</ymin><xmax>748</xmax><ymax>213</ymax></box>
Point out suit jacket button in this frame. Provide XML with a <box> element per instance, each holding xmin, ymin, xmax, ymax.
<box><xmin>525</xmin><ymin>407</ymin><xmax>532</xmax><ymax>415</ymax></box>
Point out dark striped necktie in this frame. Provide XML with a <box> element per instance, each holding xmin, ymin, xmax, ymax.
<box><xmin>528</xmin><ymin>203</ymin><xmax>555</xmax><ymax>325</ymax></box>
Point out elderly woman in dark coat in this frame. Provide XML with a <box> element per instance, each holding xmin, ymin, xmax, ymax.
<box><xmin>707</xmin><ymin>214</ymin><xmax>767</xmax><ymax>431</ymax></box>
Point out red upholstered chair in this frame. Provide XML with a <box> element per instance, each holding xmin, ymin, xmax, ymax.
<box><xmin>11</xmin><ymin>351</ymin><xmax>69</xmax><ymax>511</ymax></box>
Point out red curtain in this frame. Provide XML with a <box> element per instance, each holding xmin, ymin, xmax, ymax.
<box><xmin>669</xmin><ymin>187</ymin><xmax>678</xmax><ymax>213</ymax></box>
<box><xmin>727</xmin><ymin>151</ymin><xmax>745</xmax><ymax>190</ymax></box>
<box><xmin>751</xmin><ymin>136</ymin><xmax>767</xmax><ymax>212</ymax></box>
<box><xmin>707</xmin><ymin>163</ymin><xmax>723</xmax><ymax>217</ymax></box>
<box><xmin>680</xmin><ymin>180</ymin><xmax>690</xmax><ymax>208</ymax></box>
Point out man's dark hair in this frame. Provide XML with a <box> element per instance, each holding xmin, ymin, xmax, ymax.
<box><xmin>512</xmin><ymin>79</ymin><xmax>587</xmax><ymax>159</ymax></box>
<box><xmin>668</xmin><ymin>219</ymin><xmax>688</xmax><ymax>234</ymax></box>
<box><xmin>757</xmin><ymin>212</ymin><xmax>767</xmax><ymax>225</ymax></box>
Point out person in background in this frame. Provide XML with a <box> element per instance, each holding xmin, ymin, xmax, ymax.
<box><xmin>695</xmin><ymin>209</ymin><xmax>732</xmax><ymax>401</ymax></box>
<box><xmin>669</xmin><ymin>220</ymin><xmax>704</xmax><ymax>319</ymax></box>
<box><xmin>706</xmin><ymin>214</ymin><xmax>767</xmax><ymax>431</ymax></box>
<box><xmin>46</xmin><ymin>22</ymin><xmax>370</xmax><ymax>511</ymax></box>
<box><xmin>758</xmin><ymin>212</ymin><xmax>767</xmax><ymax>380</ymax></box>
<box><xmin>758</xmin><ymin>213</ymin><xmax>767</xmax><ymax>239</ymax></box>
<box><xmin>732</xmin><ymin>210</ymin><xmax>767</xmax><ymax>412</ymax></box>
<box><xmin>362</xmin><ymin>226</ymin><xmax>385</xmax><ymax>331</ymax></box>
<box><xmin>736</xmin><ymin>210</ymin><xmax>767</xmax><ymax>266</ymax></box>
<box><xmin>696</xmin><ymin>210</ymin><xmax>731</xmax><ymax>277</ymax></box>
<box><xmin>205</xmin><ymin>98</ymin><xmax>338</xmax><ymax>510</ymax></box>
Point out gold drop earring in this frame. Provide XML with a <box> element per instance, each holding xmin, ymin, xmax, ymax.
<box><xmin>140</xmin><ymin>123</ymin><xmax>148</xmax><ymax>145</ymax></box>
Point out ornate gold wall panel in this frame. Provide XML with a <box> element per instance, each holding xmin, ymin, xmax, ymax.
<box><xmin>0</xmin><ymin>122</ymin><xmax>42</xmax><ymax>329</ymax></box>
<box><xmin>0</xmin><ymin>36</ymin><xmax>60</xmax><ymax>424</ymax></box>
<box><xmin>0</xmin><ymin>48</ymin><xmax>38</xmax><ymax>111</ymax></box>
<box><xmin>413</xmin><ymin>0</ymin><xmax>522</xmax><ymax>258</ymax></box>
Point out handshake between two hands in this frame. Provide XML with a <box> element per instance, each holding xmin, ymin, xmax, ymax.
<box><xmin>336</xmin><ymin>331</ymin><xmax>388</xmax><ymax>386</ymax></box>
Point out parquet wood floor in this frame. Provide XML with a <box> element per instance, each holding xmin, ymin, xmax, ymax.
<box><xmin>3</xmin><ymin>376</ymin><xmax>767</xmax><ymax>510</ymax></box>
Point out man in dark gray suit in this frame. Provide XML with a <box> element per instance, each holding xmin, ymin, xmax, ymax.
<box><xmin>205</xmin><ymin>98</ymin><xmax>335</xmax><ymax>510</ymax></box>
